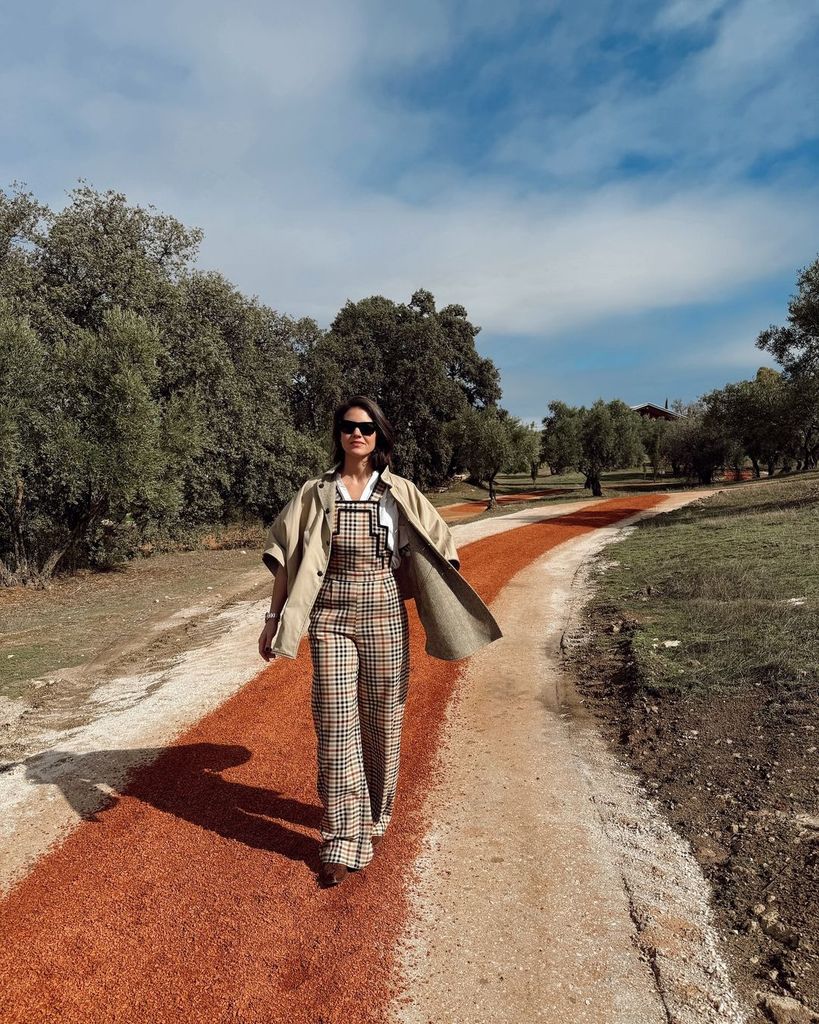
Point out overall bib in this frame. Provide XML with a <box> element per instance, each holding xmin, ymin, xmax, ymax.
<box><xmin>307</xmin><ymin>475</ymin><xmax>411</xmax><ymax>869</ymax></box>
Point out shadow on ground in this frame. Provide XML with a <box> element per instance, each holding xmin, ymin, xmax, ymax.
<box><xmin>20</xmin><ymin>742</ymin><xmax>322</xmax><ymax>868</ymax></box>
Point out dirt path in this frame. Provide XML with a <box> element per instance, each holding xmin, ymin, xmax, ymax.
<box><xmin>0</xmin><ymin>495</ymin><xmax>604</xmax><ymax>893</ymax></box>
<box><xmin>0</xmin><ymin>548</ymin><xmax>270</xmax><ymax>703</ymax></box>
<box><xmin>0</xmin><ymin>491</ymin><xmax>746</xmax><ymax>1024</ymax></box>
<box><xmin>396</xmin><ymin>490</ymin><xmax>747</xmax><ymax>1024</ymax></box>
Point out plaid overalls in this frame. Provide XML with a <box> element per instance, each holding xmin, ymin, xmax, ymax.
<box><xmin>307</xmin><ymin>475</ymin><xmax>411</xmax><ymax>869</ymax></box>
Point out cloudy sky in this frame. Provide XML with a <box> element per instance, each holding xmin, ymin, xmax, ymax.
<box><xmin>3</xmin><ymin>0</ymin><xmax>818</xmax><ymax>420</ymax></box>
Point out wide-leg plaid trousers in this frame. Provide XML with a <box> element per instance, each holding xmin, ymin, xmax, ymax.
<box><xmin>307</xmin><ymin>480</ymin><xmax>410</xmax><ymax>869</ymax></box>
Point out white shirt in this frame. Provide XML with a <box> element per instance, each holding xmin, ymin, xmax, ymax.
<box><xmin>334</xmin><ymin>470</ymin><xmax>407</xmax><ymax>568</ymax></box>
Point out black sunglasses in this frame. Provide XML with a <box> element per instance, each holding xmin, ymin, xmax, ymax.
<box><xmin>340</xmin><ymin>419</ymin><xmax>377</xmax><ymax>436</ymax></box>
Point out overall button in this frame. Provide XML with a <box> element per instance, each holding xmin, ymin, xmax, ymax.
<box><xmin>317</xmin><ymin>569</ymin><xmax>324</xmax><ymax>576</ymax></box>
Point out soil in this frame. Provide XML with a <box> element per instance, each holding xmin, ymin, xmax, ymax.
<box><xmin>5</xmin><ymin>486</ymin><xmax>802</xmax><ymax>1023</ymax></box>
<box><xmin>0</xmin><ymin>494</ymin><xmax>609</xmax><ymax>896</ymax></box>
<box><xmin>568</xmin><ymin>602</ymin><xmax>819</xmax><ymax>1022</ymax></box>
<box><xmin>0</xmin><ymin>546</ymin><xmax>270</xmax><ymax>703</ymax></box>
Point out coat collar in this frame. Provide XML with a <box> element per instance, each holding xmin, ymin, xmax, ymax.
<box><xmin>320</xmin><ymin>461</ymin><xmax>394</xmax><ymax>488</ymax></box>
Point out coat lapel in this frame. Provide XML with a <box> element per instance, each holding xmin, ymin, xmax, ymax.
<box><xmin>314</xmin><ymin>461</ymin><xmax>502</xmax><ymax>660</ymax></box>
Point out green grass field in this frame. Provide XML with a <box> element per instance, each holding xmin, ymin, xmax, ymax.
<box><xmin>588</xmin><ymin>471</ymin><xmax>819</xmax><ymax>695</ymax></box>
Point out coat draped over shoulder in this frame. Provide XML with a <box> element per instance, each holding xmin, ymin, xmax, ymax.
<box><xmin>262</xmin><ymin>464</ymin><xmax>502</xmax><ymax>661</ymax></box>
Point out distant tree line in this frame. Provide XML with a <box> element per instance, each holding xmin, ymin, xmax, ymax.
<box><xmin>5</xmin><ymin>183</ymin><xmax>813</xmax><ymax>585</ymax></box>
<box><xmin>0</xmin><ymin>183</ymin><xmax>533</xmax><ymax>585</ymax></box>
<box><xmin>541</xmin><ymin>255</ymin><xmax>819</xmax><ymax>492</ymax></box>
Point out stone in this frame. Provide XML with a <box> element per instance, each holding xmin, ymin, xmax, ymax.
<box><xmin>754</xmin><ymin>906</ymin><xmax>800</xmax><ymax>948</ymax></box>
<box><xmin>757</xmin><ymin>991</ymin><xmax>819</xmax><ymax>1024</ymax></box>
<box><xmin>691</xmin><ymin>834</ymin><xmax>730</xmax><ymax>865</ymax></box>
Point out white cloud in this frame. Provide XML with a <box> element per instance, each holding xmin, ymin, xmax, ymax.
<box><xmin>692</xmin><ymin>0</ymin><xmax>813</xmax><ymax>87</ymax></box>
<box><xmin>654</xmin><ymin>0</ymin><xmax>729</xmax><ymax>31</ymax></box>
<box><xmin>493</xmin><ymin>0</ymin><xmax>819</xmax><ymax>182</ymax></box>
<box><xmin>670</xmin><ymin>338</ymin><xmax>776</xmax><ymax>370</ymax></box>
<box><xmin>184</xmin><ymin>180</ymin><xmax>816</xmax><ymax>336</ymax></box>
<box><xmin>1</xmin><ymin>0</ymin><xmax>817</xmax><ymax>353</ymax></box>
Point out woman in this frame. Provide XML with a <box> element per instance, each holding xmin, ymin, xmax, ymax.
<box><xmin>258</xmin><ymin>396</ymin><xmax>502</xmax><ymax>888</ymax></box>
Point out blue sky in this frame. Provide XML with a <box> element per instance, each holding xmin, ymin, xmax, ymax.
<box><xmin>2</xmin><ymin>0</ymin><xmax>819</xmax><ymax>420</ymax></box>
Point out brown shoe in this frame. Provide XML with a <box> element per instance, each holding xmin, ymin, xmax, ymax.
<box><xmin>319</xmin><ymin>862</ymin><xmax>348</xmax><ymax>887</ymax></box>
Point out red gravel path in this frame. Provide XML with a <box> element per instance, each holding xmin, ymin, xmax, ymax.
<box><xmin>0</xmin><ymin>496</ymin><xmax>666</xmax><ymax>1024</ymax></box>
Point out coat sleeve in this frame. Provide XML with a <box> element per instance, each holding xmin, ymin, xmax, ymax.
<box><xmin>411</xmin><ymin>485</ymin><xmax>460</xmax><ymax>571</ymax></box>
<box><xmin>262</xmin><ymin>481</ymin><xmax>310</xmax><ymax>580</ymax></box>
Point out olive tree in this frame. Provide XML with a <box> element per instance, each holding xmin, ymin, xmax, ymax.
<box><xmin>541</xmin><ymin>399</ymin><xmax>643</xmax><ymax>496</ymax></box>
<box><xmin>297</xmin><ymin>289</ymin><xmax>502</xmax><ymax>488</ymax></box>
<box><xmin>449</xmin><ymin>407</ymin><xmax>531</xmax><ymax>508</ymax></box>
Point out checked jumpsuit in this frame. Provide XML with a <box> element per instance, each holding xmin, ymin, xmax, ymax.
<box><xmin>307</xmin><ymin>474</ymin><xmax>410</xmax><ymax>870</ymax></box>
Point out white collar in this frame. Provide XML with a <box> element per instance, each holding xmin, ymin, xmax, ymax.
<box><xmin>334</xmin><ymin>469</ymin><xmax>380</xmax><ymax>501</ymax></box>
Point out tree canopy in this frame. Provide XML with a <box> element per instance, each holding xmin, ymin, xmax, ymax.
<box><xmin>541</xmin><ymin>399</ymin><xmax>643</xmax><ymax>496</ymax></box>
<box><xmin>0</xmin><ymin>184</ymin><xmax>505</xmax><ymax>584</ymax></box>
<box><xmin>447</xmin><ymin>407</ymin><xmax>532</xmax><ymax>507</ymax></box>
<box><xmin>0</xmin><ymin>184</ymin><xmax>323</xmax><ymax>583</ymax></box>
<box><xmin>757</xmin><ymin>255</ymin><xmax>819</xmax><ymax>376</ymax></box>
<box><xmin>297</xmin><ymin>287</ymin><xmax>502</xmax><ymax>489</ymax></box>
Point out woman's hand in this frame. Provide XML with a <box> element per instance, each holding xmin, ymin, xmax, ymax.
<box><xmin>258</xmin><ymin>620</ymin><xmax>279</xmax><ymax>662</ymax></box>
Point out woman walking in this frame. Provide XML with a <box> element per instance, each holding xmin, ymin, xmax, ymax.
<box><xmin>258</xmin><ymin>397</ymin><xmax>502</xmax><ymax>888</ymax></box>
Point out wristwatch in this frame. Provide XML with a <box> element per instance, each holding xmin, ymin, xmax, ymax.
<box><xmin>264</xmin><ymin>610</ymin><xmax>281</xmax><ymax>624</ymax></box>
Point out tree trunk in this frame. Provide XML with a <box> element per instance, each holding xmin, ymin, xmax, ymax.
<box><xmin>589</xmin><ymin>473</ymin><xmax>602</xmax><ymax>497</ymax></box>
<box><xmin>487</xmin><ymin>475</ymin><xmax>497</xmax><ymax>510</ymax></box>
<box><xmin>9</xmin><ymin>477</ymin><xmax>33</xmax><ymax>582</ymax></box>
<box><xmin>0</xmin><ymin>559</ymin><xmax>18</xmax><ymax>587</ymax></box>
<box><xmin>35</xmin><ymin>494</ymin><xmax>109</xmax><ymax>585</ymax></box>
<box><xmin>751</xmin><ymin>458</ymin><xmax>761</xmax><ymax>479</ymax></box>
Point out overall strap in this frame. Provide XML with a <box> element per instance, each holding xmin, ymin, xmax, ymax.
<box><xmin>368</xmin><ymin>476</ymin><xmax>388</xmax><ymax>502</ymax></box>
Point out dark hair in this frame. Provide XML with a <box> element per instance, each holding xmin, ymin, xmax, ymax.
<box><xmin>331</xmin><ymin>395</ymin><xmax>395</xmax><ymax>472</ymax></box>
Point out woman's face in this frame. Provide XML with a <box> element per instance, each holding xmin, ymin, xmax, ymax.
<box><xmin>340</xmin><ymin>406</ymin><xmax>377</xmax><ymax>462</ymax></box>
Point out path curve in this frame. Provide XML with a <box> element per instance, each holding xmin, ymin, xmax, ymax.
<box><xmin>438</xmin><ymin>488</ymin><xmax>568</xmax><ymax>522</ymax></box>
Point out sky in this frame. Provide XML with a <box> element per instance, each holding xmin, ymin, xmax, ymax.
<box><xmin>2</xmin><ymin>0</ymin><xmax>819</xmax><ymax>421</ymax></box>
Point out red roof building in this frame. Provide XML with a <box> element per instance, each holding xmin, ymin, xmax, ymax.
<box><xmin>630</xmin><ymin>402</ymin><xmax>679</xmax><ymax>421</ymax></box>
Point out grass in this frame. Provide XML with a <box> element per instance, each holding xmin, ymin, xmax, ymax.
<box><xmin>422</xmin><ymin>470</ymin><xmax>562</xmax><ymax>507</ymax></box>
<box><xmin>587</xmin><ymin>471</ymin><xmax>819</xmax><ymax>696</ymax></box>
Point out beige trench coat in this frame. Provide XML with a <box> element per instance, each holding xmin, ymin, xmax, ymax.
<box><xmin>262</xmin><ymin>463</ymin><xmax>503</xmax><ymax>661</ymax></box>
